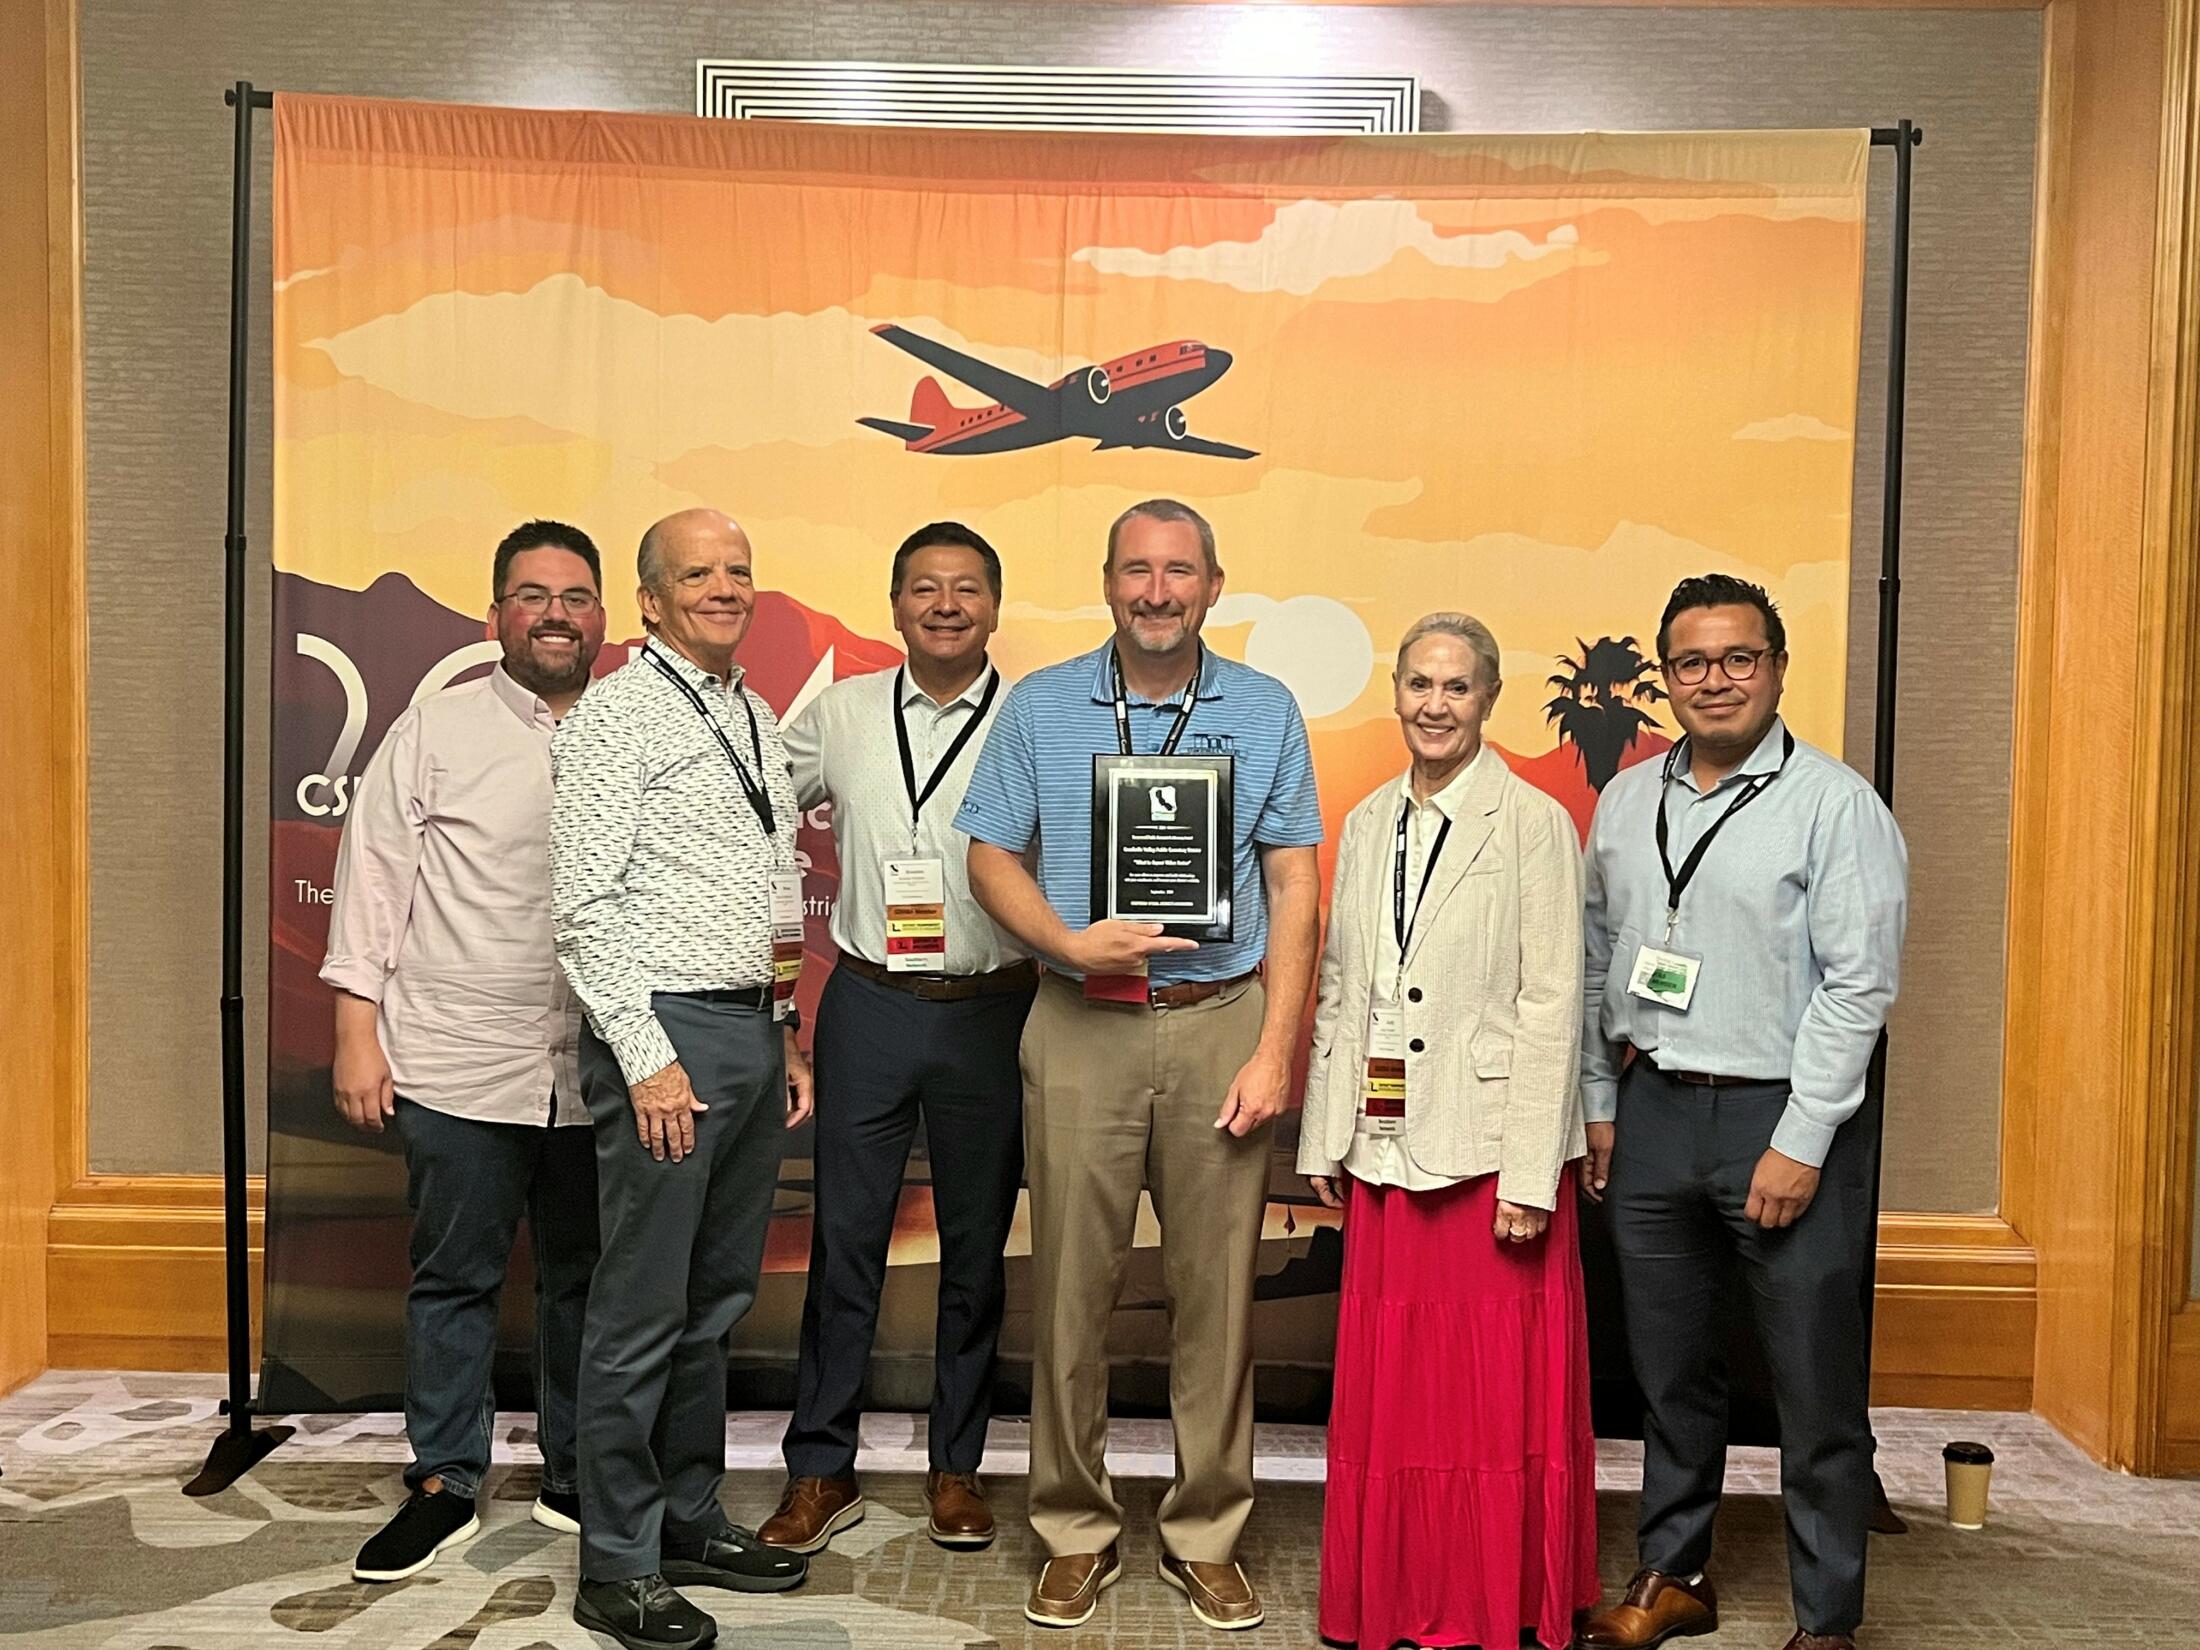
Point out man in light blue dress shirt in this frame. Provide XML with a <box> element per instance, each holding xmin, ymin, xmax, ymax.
<box><xmin>1575</xmin><ymin>574</ymin><xmax>1908</xmax><ymax>1650</ymax></box>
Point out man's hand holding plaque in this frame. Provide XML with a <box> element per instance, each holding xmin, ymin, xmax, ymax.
<box><xmin>1070</xmin><ymin>919</ymin><xmax>1198</xmax><ymax>976</ymax></box>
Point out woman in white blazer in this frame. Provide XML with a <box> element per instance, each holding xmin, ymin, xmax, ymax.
<box><xmin>1301</xmin><ymin>613</ymin><xmax>1599</xmax><ymax>1650</ymax></box>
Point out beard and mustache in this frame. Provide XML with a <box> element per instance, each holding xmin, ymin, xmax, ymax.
<box><xmin>1122</xmin><ymin>604</ymin><xmax>1193</xmax><ymax>654</ymax></box>
<box><xmin>503</xmin><ymin>620</ymin><xmax>594</xmax><ymax>695</ymax></box>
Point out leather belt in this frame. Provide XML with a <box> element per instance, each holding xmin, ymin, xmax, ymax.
<box><xmin>1152</xmin><ymin>976</ymin><xmax>1258</xmax><ymax>1016</ymax></box>
<box><xmin>1039</xmin><ymin>965</ymin><xmax>1261</xmax><ymax>1009</ymax></box>
<box><xmin>1653</xmin><ymin>1061</ymin><xmax>1761</xmax><ymax>1088</ymax></box>
<box><xmin>1144</xmin><ymin>969</ymin><xmax>1260</xmax><ymax>1009</ymax></box>
<box><xmin>682</xmin><ymin>986</ymin><xmax>770</xmax><ymax>1010</ymax></box>
<box><xmin>836</xmin><ymin>950</ymin><xmax>1038</xmax><ymax>1002</ymax></box>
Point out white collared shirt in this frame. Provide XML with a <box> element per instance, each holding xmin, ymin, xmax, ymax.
<box><xmin>550</xmin><ymin>636</ymin><xmax>801</xmax><ymax>1084</ymax></box>
<box><xmin>1343</xmin><ymin>744</ymin><xmax>1488</xmax><ymax>1190</ymax></box>
<box><xmin>321</xmin><ymin>665</ymin><xmax>583</xmax><ymax>1127</ymax></box>
<box><xmin>783</xmin><ymin>662</ymin><xmax>1024</xmax><ymax>975</ymax></box>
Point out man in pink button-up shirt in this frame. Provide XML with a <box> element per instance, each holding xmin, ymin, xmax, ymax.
<box><xmin>320</xmin><ymin>520</ymin><xmax>608</xmax><ymax>1585</ymax></box>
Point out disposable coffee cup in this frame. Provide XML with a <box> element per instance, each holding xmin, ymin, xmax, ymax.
<box><xmin>1942</xmin><ymin>1441</ymin><xmax>1994</xmax><ymax>1529</ymax></box>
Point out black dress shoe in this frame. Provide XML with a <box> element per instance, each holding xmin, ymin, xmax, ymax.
<box><xmin>573</xmin><ymin>1575</ymin><xmax>716</xmax><ymax>1650</ymax></box>
<box><xmin>661</xmin><ymin>1522</ymin><xmax>808</xmax><ymax>1593</ymax></box>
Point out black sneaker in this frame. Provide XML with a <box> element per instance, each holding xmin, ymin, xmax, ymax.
<box><xmin>352</xmin><ymin>1485</ymin><xmax>480</xmax><ymax>1582</ymax></box>
<box><xmin>661</xmin><ymin>1522</ymin><xmax>808</xmax><ymax>1593</ymax></box>
<box><xmin>532</xmin><ymin>1487</ymin><xmax>581</xmax><ymax>1534</ymax></box>
<box><xmin>573</xmin><ymin>1574</ymin><xmax>716</xmax><ymax>1650</ymax></box>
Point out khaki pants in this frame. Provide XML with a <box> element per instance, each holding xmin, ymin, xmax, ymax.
<box><xmin>1021</xmin><ymin>970</ymin><xmax>1273</xmax><ymax>1561</ymax></box>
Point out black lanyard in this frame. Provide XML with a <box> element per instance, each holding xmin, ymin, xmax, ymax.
<box><xmin>645</xmin><ymin>644</ymin><xmax>776</xmax><ymax>837</ymax></box>
<box><xmin>894</xmin><ymin>664</ymin><xmax>1000</xmax><ymax>834</ymax></box>
<box><xmin>1109</xmin><ymin>644</ymin><xmax>1202</xmax><ymax>757</ymax></box>
<box><xmin>1393</xmin><ymin>801</ymin><xmax>1454</xmax><ymax>957</ymax></box>
<box><xmin>1653</xmin><ymin>728</ymin><xmax>1795</xmax><ymax>929</ymax></box>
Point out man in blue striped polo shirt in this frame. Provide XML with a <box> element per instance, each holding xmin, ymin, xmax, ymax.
<box><xmin>958</xmin><ymin>498</ymin><xmax>1322</xmax><ymax>1633</ymax></box>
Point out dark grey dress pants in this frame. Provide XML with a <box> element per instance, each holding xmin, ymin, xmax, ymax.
<box><xmin>1607</xmin><ymin>1061</ymin><xmax>1875</xmax><ymax>1637</ymax></box>
<box><xmin>781</xmin><ymin>964</ymin><xmax>1033</xmax><ymax>1478</ymax></box>
<box><xmin>577</xmin><ymin>992</ymin><xmax>785</xmax><ymax>1582</ymax></box>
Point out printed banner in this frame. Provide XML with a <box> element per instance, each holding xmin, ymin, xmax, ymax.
<box><xmin>262</xmin><ymin>94</ymin><xmax>1866</xmax><ymax>1413</ymax></box>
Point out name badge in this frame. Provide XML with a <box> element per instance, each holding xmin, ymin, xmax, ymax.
<box><xmin>1360</xmin><ymin>1003</ymin><xmax>1407</xmax><ymax>1135</ymax></box>
<box><xmin>883</xmin><ymin>856</ymin><xmax>947</xmax><ymax>974</ymax></box>
<box><xmin>1627</xmin><ymin>943</ymin><xmax>1702</xmax><ymax>1011</ymax></box>
<box><xmin>770</xmin><ymin>869</ymin><xmax>805</xmax><ymax>1022</ymax></box>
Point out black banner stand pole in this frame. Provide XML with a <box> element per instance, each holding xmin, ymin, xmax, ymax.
<box><xmin>185</xmin><ymin>77</ymin><xmax>291</xmax><ymax>1499</ymax></box>
<box><xmin>1862</xmin><ymin>118</ymin><xmax>1922</xmax><ymax>1535</ymax></box>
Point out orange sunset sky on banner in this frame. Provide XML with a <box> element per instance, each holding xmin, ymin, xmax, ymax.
<box><xmin>275</xmin><ymin>97</ymin><xmax>1867</xmax><ymax>832</ymax></box>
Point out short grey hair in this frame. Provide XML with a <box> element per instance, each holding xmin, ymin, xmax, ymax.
<box><xmin>1105</xmin><ymin>498</ymin><xmax>1220</xmax><ymax>575</ymax></box>
<box><xmin>636</xmin><ymin>522</ymin><xmax>668</xmax><ymax>592</ymax></box>
<box><xmin>1396</xmin><ymin>612</ymin><xmax>1501</xmax><ymax>688</ymax></box>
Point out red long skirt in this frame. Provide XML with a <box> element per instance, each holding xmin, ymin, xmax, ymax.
<box><xmin>1319</xmin><ymin>1168</ymin><xmax>1601</xmax><ymax>1649</ymax></box>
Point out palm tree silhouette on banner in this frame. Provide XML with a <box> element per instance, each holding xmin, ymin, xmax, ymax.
<box><xmin>1545</xmin><ymin>636</ymin><xmax>1668</xmax><ymax>792</ymax></box>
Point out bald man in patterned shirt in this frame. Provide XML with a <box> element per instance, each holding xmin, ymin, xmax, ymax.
<box><xmin>551</xmin><ymin>509</ymin><xmax>812</xmax><ymax>1650</ymax></box>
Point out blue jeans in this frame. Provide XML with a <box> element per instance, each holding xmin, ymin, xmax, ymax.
<box><xmin>394</xmin><ymin>1095</ymin><xmax>600</xmax><ymax>1499</ymax></box>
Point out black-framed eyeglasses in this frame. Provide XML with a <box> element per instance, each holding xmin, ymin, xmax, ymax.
<box><xmin>501</xmin><ymin>585</ymin><xmax>601</xmax><ymax>615</ymax></box>
<box><xmin>1663</xmin><ymin>647</ymin><xmax>1774</xmax><ymax>685</ymax></box>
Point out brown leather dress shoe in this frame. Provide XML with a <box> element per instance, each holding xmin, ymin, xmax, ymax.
<box><xmin>755</xmin><ymin>1475</ymin><xmax>863</xmax><ymax>1554</ymax></box>
<box><xmin>1578</xmin><ymin>1569</ymin><xmax>1718</xmax><ymax>1649</ymax></box>
<box><xmin>1781</xmin><ymin>1633</ymin><xmax>1855</xmax><ymax>1650</ymax></box>
<box><xmin>1024</xmin><ymin>1545</ymin><xmax>1122</xmax><ymax>1628</ymax></box>
<box><xmin>1158</xmin><ymin>1553</ymin><xmax>1265</xmax><ymax>1631</ymax></box>
<box><xmin>924</xmin><ymin>1470</ymin><xmax>995</xmax><ymax>1548</ymax></box>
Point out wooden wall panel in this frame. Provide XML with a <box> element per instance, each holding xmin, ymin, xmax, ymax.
<box><xmin>2167</xmin><ymin>1307</ymin><xmax>2200</xmax><ymax>1469</ymax></box>
<box><xmin>1871</xmin><ymin>1216</ymin><xmax>2038</xmax><ymax>1410</ymax></box>
<box><xmin>2012</xmin><ymin>0</ymin><xmax>2200</xmax><ymax>1473</ymax></box>
<box><xmin>0</xmin><ymin>0</ymin><xmax>85</xmax><ymax>1397</ymax></box>
<box><xmin>43</xmin><ymin>1198</ymin><xmax>2037</xmax><ymax>1409</ymax></box>
<box><xmin>46</xmin><ymin>1194</ymin><xmax>263</xmax><ymax>1372</ymax></box>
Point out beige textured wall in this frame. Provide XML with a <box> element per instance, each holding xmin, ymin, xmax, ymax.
<box><xmin>80</xmin><ymin>1</ymin><xmax>2036</xmax><ymax>1210</ymax></box>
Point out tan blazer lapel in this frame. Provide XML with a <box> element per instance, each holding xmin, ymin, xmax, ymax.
<box><xmin>1402</xmin><ymin>752</ymin><xmax>1506</xmax><ymax>970</ymax></box>
<box><xmin>1358</xmin><ymin>783</ymin><xmax>1397</xmax><ymax>965</ymax></box>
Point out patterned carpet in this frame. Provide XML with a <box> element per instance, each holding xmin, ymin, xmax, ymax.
<box><xmin>2</xmin><ymin>1373</ymin><xmax>2198</xmax><ymax>1647</ymax></box>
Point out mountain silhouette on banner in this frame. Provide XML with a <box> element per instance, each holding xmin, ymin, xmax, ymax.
<box><xmin>268</xmin><ymin>569</ymin><xmax>902</xmax><ymax>1076</ymax></box>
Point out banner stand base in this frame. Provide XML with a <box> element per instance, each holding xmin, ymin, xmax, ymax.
<box><xmin>183</xmin><ymin>1415</ymin><xmax>295</xmax><ymax>1498</ymax></box>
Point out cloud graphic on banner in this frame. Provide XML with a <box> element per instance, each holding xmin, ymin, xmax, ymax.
<box><xmin>1734</xmin><ymin>414</ymin><xmax>1850</xmax><ymax>442</ymax></box>
<box><xmin>1001</xmin><ymin>591</ymin><xmax>1373</xmax><ymax>719</ymax></box>
<box><xmin>308</xmin><ymin>276</ymin><xmax>1063</xmax><ymax>459</ymax></box>
<box><xmin>1070</xmin><ymin>202</ymin><xmax>1580</xmax><ymax>296</ymax></box>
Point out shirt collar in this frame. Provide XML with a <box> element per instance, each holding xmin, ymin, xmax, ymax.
<box><xmin>487</xmin><ymin>664</ymin><xmax>556</xmax><ymax>732</ymax></box>
<box><xmin>1394</xmin><ymin>743</ymin><xmax>1487</xmax><ymax>820</ymax></box>
<box><xmin>645</xmin><ymin>633</ymin><xmax>746</xmax><ymax>693</ymax></box>
<box><xmin>1673</xmin><ymin>715</ymin><xmax>1789</xmax><ymax>794</ymax></box>
<box><xmin>1084</xmin><ymin>639</ymin><xmax>1224</xmax><ymax>706</ymax></box>
<box><xmin>900</xmin><ymin>659</ymin><xmax>996</xmax><ymax>712</ymax></box>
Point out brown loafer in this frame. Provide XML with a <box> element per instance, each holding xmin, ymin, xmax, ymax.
<box><xmin>755</xmin><ymin>1475</ymin><xmax>863</xmax><ymax>1554</ymax></box>
<box><xmin>1782</xmin><ymin>1634</ymin><xmax>1855</xmax><ymax>1650</ymax></box>
<box><xmin>924</xmin><ymin>1470</ymin><xmax>995</xmax><ymax>1548</ymax></box>
<box><xmin>1158</xmin><ymin>1553</ymin><xmax>1265</xmax><ymax>1631</ymax></box>
<box><xmin>1578</xmin><ymin>1569</ymin><xmax>1718</xmax><ymax>1649</ymax></box>
<box><xmin>1025</xmin><ymin>1545</ymin><xmax>1122</xmax><ymax>1629</ymax></box>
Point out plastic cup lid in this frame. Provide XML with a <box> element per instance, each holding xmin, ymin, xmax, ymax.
<box><xmin>1942</xmin><ymin>1440</ymin><xmax>1995</xmax><ymax>1465</ymax></box>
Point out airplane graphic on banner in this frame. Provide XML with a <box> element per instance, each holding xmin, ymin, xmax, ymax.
<box><xmin>858</xmin><ymin>324</ymin><xmax>1258</xmax><ymax>459</ymax></box>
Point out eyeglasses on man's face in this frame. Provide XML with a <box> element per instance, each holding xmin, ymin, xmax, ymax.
<box><xmin>501</xmin><ymin>585</ymin><xmax>601</xmax><ymax>615</ymax></box>
<box><xmin>1663</xmin><ymin>646</ymin><xmax>1775</xmax><ymax>686</ymax></box>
